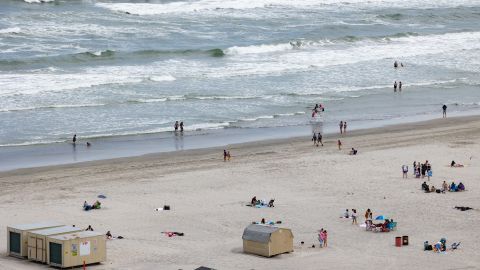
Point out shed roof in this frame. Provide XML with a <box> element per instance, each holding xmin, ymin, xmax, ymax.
<box><xmin>48</xmin><ymin>231</ymin><xmax>103</xmax><ymax>241</ymax></box>
<box><xmin>29</xmin><ymin>226</ymin><xmax>81</xmax><ymax>236</ymax></box>
<box><xmin>8</xmin><ymin>222</ymin><xmax>64</xmax><ymax>231</ymax></box>
<box><xmin>242</xmin><ymin>224</ymin><xmax>279</xmax><ymax>243</ymax></box>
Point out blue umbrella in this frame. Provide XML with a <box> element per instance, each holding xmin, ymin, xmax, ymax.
<box><xmin>375</xmin><ymin>215</ymin><xmax>388</xmax><ymax>220</ymax></box>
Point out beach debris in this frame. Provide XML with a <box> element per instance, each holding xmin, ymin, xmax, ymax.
<box><xmin>454</xmin><ymin>206</ymin><xmax>473</xmax><ymax>211</ymax></box>
<box><xmin>155</xmin><ymin>205</ymin><xmax>170</xmax><ymax>211</ymax></box>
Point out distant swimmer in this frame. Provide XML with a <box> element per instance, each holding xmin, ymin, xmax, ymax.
<box><xmin>174</xmin><ymin>121</ymin><xmax>179</xmax><ymax>132</ymax></box>
<box><xmin>72</xmin><ymin>134</ymin><xmax>77</xmax><ymax>144</ymax></box>
<box><xmin>394</xmin><ymin>81</ymin><xmax>397</xmax><ymax>92</ymax></box>
<box><xmin>86</xmin><ymin>142</ymin><xmax>91</xmax><ymax>147</ymax></box>
<box><xmin>399</xmin><ymin>81</ymin><xmax>402</xmax><ymax>91</ymax></box>
<box><xmin>401</xmin><ymin>62</ymin><xmax>404</xmax><ymax>67</ymax></box>
<box><xmin>180</xmin><ymin>121</ymin><xmax>184</xmax><ymax>132</ymax></box>
<box><xmin>394</xmin><ymin>61</ymin><xmax>398</xmax><ymax>68</ymax></box>
<box><xmin>443</xmin><ymin>104</ymin><xmax>447</xmax><ymax>118</ymax></box>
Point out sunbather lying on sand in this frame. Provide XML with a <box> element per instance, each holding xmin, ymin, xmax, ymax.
<box><xmin>451</xmin><ymin>160</ymin><xmax>464</xmax><ymax>167</ymax></box>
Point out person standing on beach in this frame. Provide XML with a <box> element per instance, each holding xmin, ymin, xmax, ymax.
<box><xmin>317</xmin><ymin>133</ymin><xmax>323</xmax><ymax>146</ymax></box>
<box><xmin>402</xmin><ymin>165</ymin><xmax>408</xmax><ymax>178</ymax></box>
<box><xmin>323</xmin><ymin>230</ymin><xmax>328</xmax><ymax>247</ymax></box>
<box><xmin>223</xmin><ymin>149</ymin><xmax>227</xmax><ymax>162</ymax></box>
<box><xmin>399</xmin><ymin>81</ymin><xmax>402</xmax><ymax>91</ymax></box>
<box><xmin>337</xmin><ymin>139</ymin><xmax>342</xmax><ymax>150</ymax></box>
<box><xmin>318</xmin><ymin>229</ymin><xmax>324</xmax><ymax>248</ymax></box>
<box><xmin>312</xmin><ymin>133</ymin><xmax>317</xmax><ymax>146</ymax></box>
<box><xmin>72</xmin><ymin>134</ymin><xmax>77</xmax><ymax>144</ymax></box>
<box><xmin>394</xmin><ymin>81</ymin><xmax>397</xmax><ymax>92</ymax></box>
<box><xmin>343</xmin><ymin>121</ymin><xmax>347</xmax><ymax>134</ymax></box>
<box><xmin>339</xmin><ymin>121</ymin><xmax>343</xmax><ymax>134</ymax></box>
<box><xmin>351</xmin><ymin>209</ymin><xmax>357</xmax><ymax>225</ymax></box>
<box><xmin>174</xmin><ymin>121</ymin><xmax>179</xmax><ymax>132</ymax></box>
<box><xmin>442</xmin><ymin>104</ymin><xmax>447</xmax><ymax>118</ymax></box>
<box><xmin>180</xmin><ymin>121</ymin><xmax>184</xmax><ymax>132</ymax></box>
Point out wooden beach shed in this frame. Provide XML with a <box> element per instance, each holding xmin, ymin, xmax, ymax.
<box><xmin>7</xmin><ymin>222</ymin><xmax>64</xmax><ymax>258</ymax></box>
<box><xmin>27</xmin><ymin>225</ymin><xmax>83</xmax><ymax>263</ymax></box>
<box><xmin>46</xmin><ymin>231</ymin><xmax>106</xmax><ymax>268</ymax></box>
<box><xmin>242</xmin><ymin>224</ymin><xmax>293</xmax><ymax>257</ymax></box>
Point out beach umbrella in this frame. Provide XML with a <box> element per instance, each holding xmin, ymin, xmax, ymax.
<box><xmin>375</xmin><ymin>215</ymin><xmax>388</xmax><ymax>220</ymax></box>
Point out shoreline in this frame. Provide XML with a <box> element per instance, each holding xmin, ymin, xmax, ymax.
<box><xmin>2</xmin><ymin>114</ymin><xmax>480</xmax><ymax>176</ymax></box>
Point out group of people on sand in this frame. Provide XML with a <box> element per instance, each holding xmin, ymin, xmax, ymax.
<box><xmin>422</xmin><ymin>180</ymin><xmax>465</xmax><ymax>193</ymax></box>
<box><xmin>174</xmin><ymin>121</ymin><xmax>184</xmax><ymax>132</ymax></box>
<box><xmin>393</xmin><ymin>61</ymin><xmax>405</xmax><ymax>92</ymax></box>
<box><xmin>412</xmin><ymin>160</ymin><xmax>432</xmax><ymax>179</ymax></box>
<box><xmin>250</xmin><ymin>196</ymin><xmax>274</xmax><ymax>207</ymax></box>
<box><xmin>223</xmin><ymin>149</ymin><xmax>231</xmax><ymax>161</ymax></box>
<box><xmin>339</xmin><ymin>121</ymin><xmax>347</xmax><ymax>134</ymax></box>
<box><xmin>424</xmin><ymin>238</ymin><xmax>460</xmax><ymax>252</ymax></box>
<box><xmin>311</xmin><ymin>133</ymin><xmax>323</xmax><ymax>146</ymax></box>
<box><xmin>316</xmin><ymin>228</ymin><xmax>328</xmax><ymax>248</ymax></box>
<box><xmin>83</xmin><ymin>200</ymin><xmax>101</xmax><ymax>211</ymax></box>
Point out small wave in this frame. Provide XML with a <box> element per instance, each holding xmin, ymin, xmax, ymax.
<box><xmin>81</xmin><ymin>50</ymin><xmax>116</xmax><ymax>58</ymax></box>
<box><xmin>0</xmin><ymin>27</ymin><xmax>22</xmax><ymax>34</ymax></box>
<box><xmin>148</xmin><ymin>75</ymin><xmax>176</xmax><ymax>82</ymax></box>
<box><xmin>128</xmin><ymin>94</ymin><xmax>261</xmax><ymax>104</ymax></box>
<box><xmin>0</xmin><ymin>103</ymin><xmax>106</xmax><ymax>113</ymax></box>
<box><xmin>24</xmin><ymin>0</ymin><xmax>54</xmax><ymax>3</ymax></box>
<box><xmin>377</xmin><ymin>13</ymin><xmax>404</xmax><ymax>20</ymax></box>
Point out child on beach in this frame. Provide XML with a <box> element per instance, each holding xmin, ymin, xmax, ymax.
<box><xmin>402</xmin><ymin>165</ymin><xmax>408</xmax><ymax>178</ymax></box>
<box><xmin>365</xmin><ymin>209</ymin><xmax>373</xmax><ymax>220</ymax></box>
<box><xmin>337</xmin><ymin>140</ymin><xmax>342</xmax><ymax>150</ymax></box>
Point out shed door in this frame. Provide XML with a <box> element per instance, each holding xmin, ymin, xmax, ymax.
<box><xmin>36</xmin><ymin>239</ymin><xmax>43</xmax><ymax>261</ymax></box>
<box><xmin>49</xmin><ymin>242</ymin><xmax>62</xmax><ymax>265</ymax></box>
<box><xmin>9</xmin><ymin>232</ymin><xmax>21</xmax><ymax>254</ymax></box>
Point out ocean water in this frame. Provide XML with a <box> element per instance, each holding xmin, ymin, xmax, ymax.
<box><xmin>1</xmin><ymin>0</ymin><xmax>480</xmax><ymax>149</ymax></box>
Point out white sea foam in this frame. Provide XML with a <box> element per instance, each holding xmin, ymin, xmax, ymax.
<box><xmin>24</xmin><ymin>0</ymin><xmax>54</xmax><ymax>3</ymax></box>
<box><xmin>0</xmin><ymin>27</ymin><xmax>22</xmax><ymax>34</ymax></box>
<box><xmin>96</xmin><ymin>0</ymin><xmax>480</xmax><ymax>15</ymax></box>
<box><xmin>149</xmin><ymin>75</ymin><xmax>176</xmax><ymax>82</ymax></box>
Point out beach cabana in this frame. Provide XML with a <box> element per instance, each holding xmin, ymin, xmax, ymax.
<box><xmin>46</xmin><ymin>231</ymin><xmax>106</xmax><ymax>268</ymax></box>
<box><xmin>242</xmin><ymin>224</ymin><xmax>293</xmax><ymax>257</ymax></box>
<box><xmin>7</xmin><ymin>222</ymin><xmax>64</xmax><ymax>258</ymax></box>
<box><xmin>27</xmin><ymin>225</ymin><xmax>83</xmax><ymax>263</ymax></box>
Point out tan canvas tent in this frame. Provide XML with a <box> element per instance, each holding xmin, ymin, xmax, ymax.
<box><xmin>27</xmin><ymin>225</ymin><xmax>83</xmax><ymax>263</ymax></box>
<box><xmin>46</xmin><ymin>231</ymin><xmax>106</xmax><ymax>268</ymax></box>
<box><xmin>7</xmin><ymin>222</ymin><xmax>64</xmax><ymax>258</ymax></box>
<box><xmin>242</xmin><ymin>224</ymin><xmax>293</xmax><ymax>257</ymax></box>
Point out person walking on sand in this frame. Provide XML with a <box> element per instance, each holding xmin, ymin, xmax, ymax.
<box><xmin>442</xmin><ymin>104</ymin><xmax>447</xmax><ymax>118</ymax></box>
<box><xmin>402</xmin><ymin>165</ymin><xmax>408</xmax><ymax>178</ymax></box>
<box><xmin>318</xmin><ymin>228</ymin><xmax>324</xmax><ymax>248</ymax></box>
<box><xmin>72</xmin><ymin>134</ymin><xmax>77</xmax><ymax>144</ymax></box>
<box><xmin>399</xmin><ymin>81</ymin><xmax>402</xmax><ymax>91</ymax></box>
<box><xmin>317</xmin><ymin>133</ymin><xmax>323</xmax><ymax>146</ymax></box>
<box><xmin>339</xmin><ymin>121</ymin><xmax>343</xmax><ymax>134</ymax></box>
<box><xmin>174</xmin><ymin>121</ymin><xmax>179</xmax><ymax>132</ymax></box>
<box><xmin>337</xmin><ymin>139</ymin><xmax>342</xmax><ymax>150</ymax></box>
<box><xmin>323</xmin><ymin>230</ymin><xmax>328</xmax><ymax>247</ymax></box>
<box><xmin>312</xmin><ymin>133</ymin><xmax>317</xmax><ymax>146</ymax></box>
<box><xmin>343</xmin><ymin>121</ymin><xmax>347</xmax><ymax>134</ymax></box>
<box><xmin>394</xmin><ymin>81</ymin><xmax>397</xmax><ymax>92</ymax></box>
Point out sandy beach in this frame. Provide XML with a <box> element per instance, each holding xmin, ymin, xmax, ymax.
<box><xmin>1</xmin><ymin>115</ymin><xmax>480</xmax><ymax>270</ymax></box>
